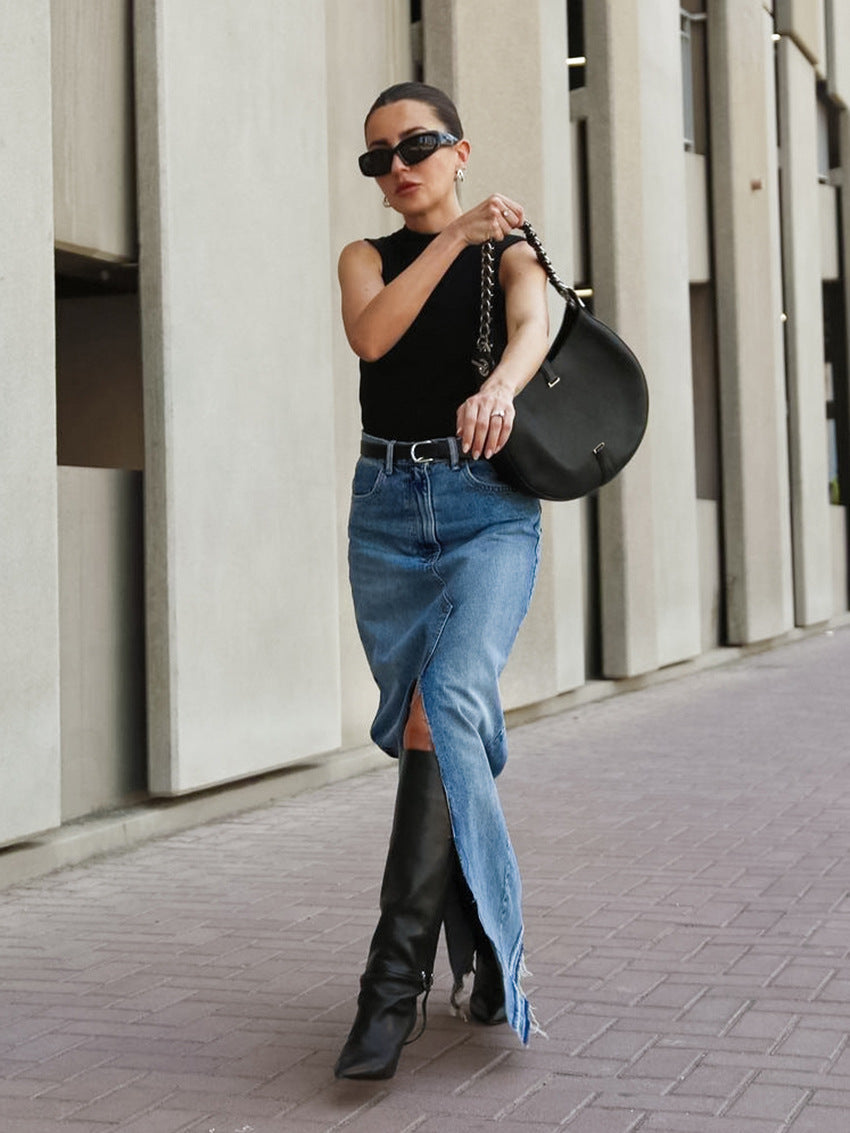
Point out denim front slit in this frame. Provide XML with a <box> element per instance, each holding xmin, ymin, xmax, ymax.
<box><xmin>347</xmin><ymin>439</ymin><xmax>541</xmax><ymax>1043</ymax></box>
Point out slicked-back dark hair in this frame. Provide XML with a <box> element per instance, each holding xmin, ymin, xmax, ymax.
<box><xmin>364</xmin><ymin>82</ymin><xmax>463</xmax><ymax>139</ymax></box>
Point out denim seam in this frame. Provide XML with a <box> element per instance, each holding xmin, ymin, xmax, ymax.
<box><xmin>351</xmin><ymin>458</ymin><xmax>386</xmax><ymax>501</ymax></box>
<box><xmin>461</xmin><ymin>463</ymin><xmax>513</xmax><ymax>493</ymax></box>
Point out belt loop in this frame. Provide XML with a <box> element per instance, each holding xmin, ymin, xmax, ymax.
<box><xmin>448</xmin><ymin>435</ymin><xmax>460</xmax><ymax>468</ymax></box>
<box><xmin>384</xmin><ymin>439</ymin><xmax>395</xmax><ymax>475</ymax></box>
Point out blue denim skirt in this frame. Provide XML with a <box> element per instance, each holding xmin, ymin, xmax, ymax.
<box><xmin>348</xmin><ymin>434</ymin><xmax>542</xmax><ymax>1043</ymax></box>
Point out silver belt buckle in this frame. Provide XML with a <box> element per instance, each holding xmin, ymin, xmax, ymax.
<box><xmin>410</xmin><ymin>441</ymin><xmax>435</xmax><ymax>464</ymax></box>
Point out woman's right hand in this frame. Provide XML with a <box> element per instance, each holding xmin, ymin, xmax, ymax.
<box><xmin>449</xmin><ymin>195</ymin><xmax>525</xmax><ymax>246</ymax></box>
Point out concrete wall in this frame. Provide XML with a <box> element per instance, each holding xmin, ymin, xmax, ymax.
<box><xmin>832</xmin><ymin>506</ymin><xmax>849</xmax><ymax>612</ymax></box>
<box><xmin>135</xmin><ymin>1</ymin><xmax>342</xmax><ymax>794</ymax></box>
<box><xmin>59</xmin><ymin>469</ymin><xmax>146</xmax><ymax>820</ymax></box>
<box><xmin>826</xmin><ymin>0</ymin><xmax>850</xmax><ymax>106</ymax></box>
<box><xmin>777</xmin><ymin>37</ymin><xmax>834</xmax><ymax>625</ymax></box>
<box><xmin>708</xmin><ymin>0</ymin><xmax>795</xmax><ymax>643</ymax></box>
<box><xmin>698</xmin><ymin>500</ymin><xmax>723</xmax><ymax>651</ymax></box>
<box><xmin>775</xmin><ymin>0</ymin><xmax>825</xmax><ymax>66</ymax></box>
<box><xmin>686</xmin><ymin>154</ymin><xmax>712</xmax><ymax>285</ymax></box>
<box><xmin>841</xmin><ymin>106</ymin><xmax>850</xmax><ymax>531</ymax></box>
<box><xmin>0</xmin><ymin>0</ymin><xmax>62</xmax><ymax>845</ymax></box>
<box><xmin>821</xmin><ymin>183</ymin><xmax>840</xmax><ymax>280</ymax></box>
<box><xmin>584</xmin><ymin>0</ymin><xmax>701</xmax><ymax>677</ymax></box>
<box><xmin>51</xmin><ymin>0</ymin><xmax>135</xmax><ymax>261</ymax></box>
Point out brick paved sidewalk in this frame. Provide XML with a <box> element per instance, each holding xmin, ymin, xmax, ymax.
<box><xmin>2</xmin><ymin>628</ymin><xmax>850</xmax><ymax>1132</ymax></box>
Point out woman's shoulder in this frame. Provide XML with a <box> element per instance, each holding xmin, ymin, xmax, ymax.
<box><xmin>360</xmin><ymin>227</ymin><xmax>416</xmax><ymax>252</ymax></box>
<box><xmin>338</xmin><ymin>238</ymin><xmax>382</xmax><ymax>278</ymax></box>
<box><xmin>498</xmin><ymin>233</ymin><xmax>542</xmax><ymax>269</ymax></box>
<box><xmin>497</xmin><ymin>233</ymin><xmax>529</xmax><ymax>258</ymax></box>
<box><xmin>497</xmin><ymin>234</ymin><xmax>546</xmax><ymax>289</ymax></box>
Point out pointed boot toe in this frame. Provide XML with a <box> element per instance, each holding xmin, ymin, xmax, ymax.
<box><xmin>468</xmin><ymin>936</ymin><xmax>507</xmax><ymax>1026</ymax></box>
<box><xmin>334</xmin><ymin>975</ymin><xmax>421</xmax><ymax>1080</ymax></box>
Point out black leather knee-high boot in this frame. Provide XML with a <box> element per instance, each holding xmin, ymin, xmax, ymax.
<box><xmin>446</xmin><ymin>849</ymin><xmax>507</xmax><ymax>1026</ymax></box>
<box><xmin>334</xmin><ymin>749</ymin><xmax>453</xmax><ymax>1080</ymax></box>
<box><xmin>469</xmin><ymin>928</ymin><xmax>507</xmax><ymax>1026</ymax></box>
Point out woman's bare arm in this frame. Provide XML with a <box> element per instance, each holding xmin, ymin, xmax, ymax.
<box><xmin>339</xmin><ymin>230</ymin><xmax>466</xmax><ymax>361</ymax></box>
<box><xmin>455</xmin><ymin>241</ymin><xmax>549</xmax><ymax>460</ymax></box>
<box><xmin>338</xmin><ymin>196</ymin><xmax>525</xmax><ymax>362</ymax></box>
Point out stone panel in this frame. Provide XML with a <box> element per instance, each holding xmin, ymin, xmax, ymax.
<box><xmin>136</xmin><ymin>1</ymin><xmax>341</xmax><ymax>793</ymax></box>
<box><xmin>585</xmin><ymin>0</ymin><xmax>701</xmax><ymax>676</ymax></box>
<box><xmin>0</xmin><ymin>0</ymin><xmax>61</xmax><ymax>844</ymax></box>
<box><xmin>775</xmin><ymin>0</ymin><xmax>824</xmax><ymax>66</ymax></box>
<box><xmin>778</xmin><ymin>37</ymin><xmax>833</xmax><ymax>625</ymax></box>
<box><xmin>826</xmin><ymin>0</ymin><xmax>850</xmax><ymax>106</ymax></box>
<box><xmin>58</xmin><ymin>469</ymin><xmax>146</xmax><ymax>821</ymax></box>
<box><xmin>51</xmin><ymin>0</ymin><xmax>135</xmax><ymax>260</ymax></box>
<box><xmin>708</xmin><ymin>0</ymin><xmax>794</xmax><ymax>642</ymax></box>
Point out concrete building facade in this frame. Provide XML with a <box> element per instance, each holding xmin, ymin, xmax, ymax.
<box><xmin>2</xmin><ymin>0</ymin><xmax>849</xmax><ymax>851</ymax></box>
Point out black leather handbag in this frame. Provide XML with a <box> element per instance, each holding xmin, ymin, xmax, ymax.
<box><xmin>473</xmin><ymin>221</ymin><xmax>649</xmax><ymax>502</ymax></box>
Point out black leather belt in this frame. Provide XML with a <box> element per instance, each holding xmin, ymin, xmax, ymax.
<box><xmin>360</xmin><ymin>437</ymin><xmax>470</xmax><ymax>464</ymax></box>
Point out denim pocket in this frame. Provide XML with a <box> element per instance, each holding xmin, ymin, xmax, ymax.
<box><xmin>351</xmin><ymin>457</ymin><xmax>385</xmax><ymax>499</ymax></box>
<box><xmin>461</xmin><ymin>459</ymin><xmax>512</xmax><ymax>493</ymax></box>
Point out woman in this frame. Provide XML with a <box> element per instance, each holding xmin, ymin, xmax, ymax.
<box><xmin>335</xmin><ymin>81</ymin><xmax>550</xmax><ymax>1081</ymax></box>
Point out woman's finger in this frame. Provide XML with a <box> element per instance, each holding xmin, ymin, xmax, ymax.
<box><xmin>457</xmin><ymin>390</ymin><xmax>515</xmax><ymax>458</ymax></box>
<box><xmin>485</xmin><ymin>408</ymin><xmax>514</xmax><ymax>459</ymax></box>
<box><xmin>456</xmin><ymin>399</ymin><xmax>479</xmax><ymax>455</ymax></box>
<box><xmin>495</xmin><ymin>196</ymin><xmax>523</xmax><ymax>229</ymax></box>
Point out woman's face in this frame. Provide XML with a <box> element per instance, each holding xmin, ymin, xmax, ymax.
<box><xmin>363</xmin><ymin>99</ymin><xmax>466</xmax><ymax>219</ymax></box>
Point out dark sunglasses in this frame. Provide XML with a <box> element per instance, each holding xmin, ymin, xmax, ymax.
<box><xmin>358</xmin><ymin>130</ymin><xmax>459</xmax><ymax>177</ymax></box>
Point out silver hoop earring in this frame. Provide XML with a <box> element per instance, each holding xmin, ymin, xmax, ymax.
<box><xmin>382</xmin><ymin>195</ymin><xmax>392</xmax><ymax>208</ymax></box>
<box><xmin>455</xmin><ymin>168</ymin><xmax>465</xmax><ymax>183</ymax></box>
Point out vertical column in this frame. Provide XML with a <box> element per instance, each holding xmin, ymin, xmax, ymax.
<box><xmin>0</xmin><ymin>0</ymin><xmax>61</xmax><ymax>842</ymax></box>
<box><xmin>424</xmin><ymin>0</ymin><xmax>585</xmax><ymax>700</ymax></box>
<box><xmin>830</xmin><ymin>4</ymin><xmax>850</xmax><ymax>545</ymax></box>
<box><xmin>778</xmin><ymin>37</ymin><xmax>834</xmax><ymax>625</ymax></box>
<box><xmin>585</xmin><ymin>0</ymin><xmax>702</xmax><ymax>677</ymax></box>
<box><xmin>826</xmin><ymin>0</ymin><xmax>850</xmax><ymax>104</ymax></box>
<box><xmin>841</xmin><ymin>108</ymin><xmax>850</xmax><ymax>530</ymax></box>
<box><xmin>325</xmin><ymin>0</ymin><xmax>413</xmax><ymax>748</ymax></box>
<box><xmin>775</xmin><ymin>0</ymin><xmax>826</xmax><ymax>67</ymax></box>
<box><xmin>708</xmin><ymin>0</ymin><xmax>794</xmax><ymax>643</ymax></box>
<box><xmin>136</xmin><ymin>2</ymin><xmax>342</xmax><ymax>794</ymax></box>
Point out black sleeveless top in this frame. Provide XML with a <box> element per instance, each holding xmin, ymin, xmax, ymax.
<box><xmin>359</xmin><ymin>227</ymin><xmax>523</xmax><ymax>441</ymax></box>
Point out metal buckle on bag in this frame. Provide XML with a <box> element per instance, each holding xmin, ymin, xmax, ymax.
<box><xmin>410</xmin><ymin>441</ymin><xmax>435</xmax><ymax>464</ymax></box>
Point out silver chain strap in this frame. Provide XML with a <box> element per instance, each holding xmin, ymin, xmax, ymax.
<box><xmin>473</xmin><ymin>220</ymin><xmax>580</xmax><ymax>379</ymax></box>
<box><xmin>473</xmin><ymin>240</ymin><xmax>496</xmax><ymax>377</ymax></box>
<box><xmin>520</xmin><ymin>220</ymin><xmax>577</xmax><ymax>302</ymax></box>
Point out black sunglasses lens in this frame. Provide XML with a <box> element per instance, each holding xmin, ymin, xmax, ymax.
<box><xmin>359</xmin><ymin>150</ymin><xmax>392</xmax><ymax>177</ymax></box>
<box><xmin>359</xmin><ymin>133</ymin><xmax>447</xmax><ymax>176</ymax></box>
<box><xmin>397</xmin><ymin>134</ymin><xmax>439</xmax><ymax>165</ymax></box>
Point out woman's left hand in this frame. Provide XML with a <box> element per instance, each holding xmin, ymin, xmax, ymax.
<box><xmin>456</xmin><ymin>382</ymin><xmax>515</xmax><ymax>461</ymax></box>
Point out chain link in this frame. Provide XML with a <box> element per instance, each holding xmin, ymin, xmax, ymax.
<box><xmin>520</xmin><ymin>221</ymin><xmax>576</xmax><ymax>302</ymax></box>
<box><xmin>473</xmin><ymin>239</ymin><xmax>497</xmax><ymax>377</ymax></box>
<box><xmin>473</xmin><ymin>221</ymin><xmax>579</xmax><ymax>379</ymax></box>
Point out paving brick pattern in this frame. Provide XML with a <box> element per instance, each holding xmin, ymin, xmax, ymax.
<box><xmin>2</xmin><ymin>628</ymin><xmax>850</xmax><ymax>1131</ymax></box>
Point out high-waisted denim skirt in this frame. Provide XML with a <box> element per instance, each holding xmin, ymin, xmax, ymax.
<box><xmin>348</xmin><ymin>434</ymin><xmax>542</xmax><ymax>1043</ymax></box>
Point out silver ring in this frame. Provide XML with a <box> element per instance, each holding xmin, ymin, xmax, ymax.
<box><xmin>490</xmin><ymin>410</ymin><xmax>506</xmax><ymax>418</ymax></box>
